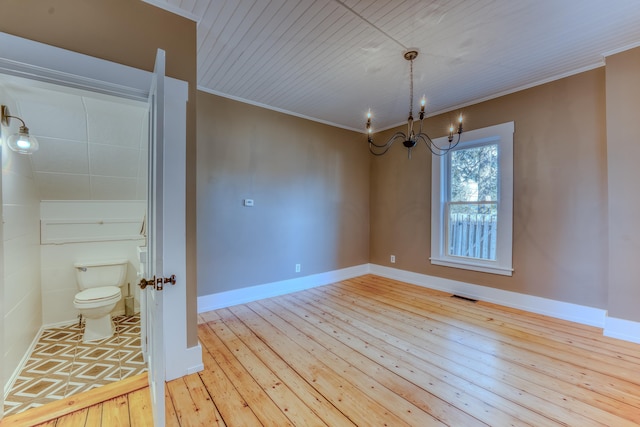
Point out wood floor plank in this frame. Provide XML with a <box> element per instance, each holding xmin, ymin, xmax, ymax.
<box><xmin>337</xmin><ymin>279</ymin><xmax>640</xmax><ymax>402</ymax></box>
<box><xmin>127</xmin><ymin>387</ymin><xmax>154</xmax><ymax>427</ymax></box>
<box><xmin>229</xmin><ymin>303</ymin><xmax>418</xmax><ymax>426</ymax></box>
<box><xmin>202</xmin><ymin>315</ymin><xmax>330</xmax><ymax>426</ymax></box>
<box><xmin>165</xmin><ymin>385</ymin><xmax>182</xmax><ymax>427</ymax></box>
<box><xmin>282</xmin><ymin>290</ymin><xmax>556</xmax><ymax>426</ymax></box>
<box><xmin>183</xmin><ymin>373</ymin><xmax>226</xmax><ymax>426</ymax></box>
<box><xmin>333</xmin><ymin>279</ymin><xmax>640</xmax><ymax>421</ymax></box>
<box><xmin>333</xmin><ymin>277</ymin><xmax>640</xmax><ymax>423</ymax></box>
<box><xmin>167</xmin><ymin>375</ymin><xmax>222</xmax><ymax>427</ymax></box>
<box><xmin>260</xmin><ymin>296</ymin><xmax>489</xmax><ymax>427</ymax></box>
<box><xmin>84</xmin><ymin>404</ymin><xmax>103</xmax><ymax>426</ymax></box>
<box><xmin>100</xmin><ymin>395</ymin><xmax>129</xmax><ymax>426</ymax></box>
<box><xmin>244</xmin><ymin>301</ymin><xmax>447</xmax><ymax>426</ymax></box>
<box><xmin>301</xmin><ymin>285</ymin><xmax>636</xmax><ymax>426</ymax></box>
<box><xmin>358</xmin><ymin>276</ymin><xmax>640</xmax><ymax>369</ymax></box>
<box><xmin>198</xmin><ymin>321</ymin><xmax>295</xmax><ymax>427</ymax></box>
<box><xmin>195</xmin><ymin>341</ymin><xmax>263</xmax><ymax>425</ymax></box>
<box><xmin>213</xmin><ymin>308</ymin><xmax>358</xmax><ymax>427</ymax></box>
<box><xmin>53</xmin><ymin>408</ymin><xmax>88</xmax><ymax>427</ymax></box>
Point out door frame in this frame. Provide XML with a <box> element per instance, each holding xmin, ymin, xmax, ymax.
<box><xmin>0</xmin><ymin>31</ymin><xmax>203</xmax><ymax>417</ymax></box>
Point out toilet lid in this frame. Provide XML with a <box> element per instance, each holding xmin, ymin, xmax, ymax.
<box><xmin>75</xmin><ymin>286</ymin><xmax>121</xmax><ymax>302</ymax></box>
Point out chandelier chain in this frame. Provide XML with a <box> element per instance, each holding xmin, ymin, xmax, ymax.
<box><xmin>409</xmin><ymin>59</ymin><xmax>414</xmax><ymax>116</ymax></box>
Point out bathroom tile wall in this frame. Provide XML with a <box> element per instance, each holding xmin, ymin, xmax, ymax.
<box><xmin>40</xmin><ymin>200</ymin><xmax>146</xmax><ymax>325</ymax></box>
<box><xmin>1</xmin><ymin>87</ymin><xmax>43</xmax><ymax>393</ymax></box>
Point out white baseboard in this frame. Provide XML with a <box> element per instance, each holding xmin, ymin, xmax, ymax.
<box><xmin>166</xmin><ymin>342</ymin><xmax>204</xmax><ymax>381</ymax></box>
<box><xmin>4</xmin><ymin>326</ymin><xmax>46</xmax><ymax>399</ymax></box>
<box><xmin>197</xmin><ymin>264</ymin><xmax>370</xmax><ymax>312</ymax></box>
<box><xmin>197</xmin><ymin>263</ymin><xmax>640</xmax><ymax>344</ymax></box>
<box><xmin>369</xmin><ymin>264</ymin><xmax>607</xmax><ymax>328</ymax></box>
<box><xmin>604</xmin><ymin>316</ymin><xmax>640</xmax><ymax>343</ymax></box>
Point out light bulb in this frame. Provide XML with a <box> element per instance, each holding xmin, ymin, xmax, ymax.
<box><xmin>16</xmin><ymin>137</ymin><xmax>31</xmax><ymax>149</ymax></box>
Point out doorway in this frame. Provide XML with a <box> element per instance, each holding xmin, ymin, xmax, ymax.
<box><xmin>0</xmin><ymin>74</ymin><xmax>150</xmax><ymax>415</ymax></box>
<box><xmin>0</xmin><ymin>31</ymin><xmax>199</xmax><ymax>424</ymax></box>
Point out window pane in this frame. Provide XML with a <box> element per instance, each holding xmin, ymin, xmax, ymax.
<box><xmin>447</xmin><ymin>202</ymin><xmax>497</xmax><ymax>260</ymax></box>
<box><xmin>450</xmin><ymin>144</ymin><xmax>498</xmax><ymax>202</ymax></box>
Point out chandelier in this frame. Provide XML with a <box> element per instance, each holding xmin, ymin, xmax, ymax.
<box><xmin>366</xmin><ymin>50</ymin><xmax>463</xmax><ymax>159</ymax></box>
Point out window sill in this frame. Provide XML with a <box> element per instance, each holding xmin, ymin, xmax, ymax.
<box><xmin>430</xmin><ymin>257</ymin><xmax>513</xmax><ymax>276</ymax></box>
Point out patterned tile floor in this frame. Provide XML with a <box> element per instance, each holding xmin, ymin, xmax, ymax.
<box><xmin>3</xmin><ymin>314</ymin><xmax>146</xmax><ymax>416</ymax></box>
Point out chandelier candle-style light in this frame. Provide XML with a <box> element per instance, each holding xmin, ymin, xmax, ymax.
<box><xmin>366</xmin><ymin>49</ymin><xmax>463</xmax><ymax>159</ymax></box>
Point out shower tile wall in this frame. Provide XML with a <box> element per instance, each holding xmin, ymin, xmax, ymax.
<box><xmin>1</xmin><ymin>86</ymin><xmax>42</xmax><ymax>392</ymax></box>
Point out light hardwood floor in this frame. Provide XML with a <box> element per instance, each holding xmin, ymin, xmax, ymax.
<box><xmin>18</xmin><ymin>275</ymin><xmax>640</xmax><ymax>426</ymax></box>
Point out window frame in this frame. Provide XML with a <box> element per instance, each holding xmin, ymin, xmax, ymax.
<box><xmin>431</xmin><ymin>121</ymin><xmax>514</xmax><ymax>276</ymax></box>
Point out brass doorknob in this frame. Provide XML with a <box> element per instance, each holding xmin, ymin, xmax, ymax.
<box><xmin>138</xmin><ymin>274</ymin><xmax>176</xmax><ymax>290</ymax></box>
<box><xmin>139</xmin><ymin>276</ymin><xmax>156</xmax><ymax>289</ymax></box>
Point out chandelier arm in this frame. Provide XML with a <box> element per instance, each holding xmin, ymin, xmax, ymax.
<box><xmin>369</xmin><ymin>132</ymin><xmax>408</xmax><ymax>156</ymax></box>
<box><xmin>416</xmin><ymin>133</ymin><xmax>449</xmax><ymax>156</ymax></box>
<box><xmin>368</xmin><ymin>131</ymin><xmax>406</xmax><ymax>149</ymax></box>
<box><xmin>368</xmin><ymin>145</ymin><xmax>393</xmax><ymax>156</ymax></box>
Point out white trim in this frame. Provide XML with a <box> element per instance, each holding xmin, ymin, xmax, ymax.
<box><xmin>369</xmin><ymin>264</ymin><xmax>607</xmax><ymax>328</ymax></box>
<box><xmin>197</xmin><ymin>264</ymin><xmax>370</xmax><ymax>312</ymax></box>
<box><xmin>604</xmin><ymin>316</ymin><xmax>640</xmax><ymax>344</ymax></box>
<box><xmin>197</xmin><ymin>85</ymin><xmax>362</xmax><ymax>133</ymax></box>
<box><xmin>140</xmin><ymin>1</ymin><xmax>199</xmax><ymax>22</ymax></box>
<box><xmin>430</xmin><ymin>258</ymin><xmax>514</xmax><ymax>276</ymax></box>
<box><xmin>431</xmin><ymin>122</ymin><xmax>514</xmax><ymax>276</ymax></box>
<box><xmin>167</xmin><ymin>343</ymin><xmax>205</xmax><ymax>379</ymax></box>
<box><xmin>3</xmin><ymin>325</ymin><xmax>47</xmax><ymax>398</ymax></box>
<box><xmin>602</xmin><ymin>41</ymin><xmax>640</xmax><ymax>58</ymax></box>
<box><xmin>0</xmin><ymin>33</ymin><xmax>150</xmax><ymax>101</ymax></box>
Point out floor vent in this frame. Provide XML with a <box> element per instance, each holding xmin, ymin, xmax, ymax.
<box><xmin>451</xmin><ymin>294</ymin><xmax>478</xmax><ymax>303</ymax></box>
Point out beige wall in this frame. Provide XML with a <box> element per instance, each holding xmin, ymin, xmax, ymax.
<box><xmin>0</xmin><ymin>0</ymin><xmax>199</xmax><ymax>345</ymax></box>
<box><xmin>371</xmin><ymin>68</ymin><xmax>609</xmax><ymax>309</ymax></box>
<box><xmin>606</xmin><ymin>47</ymin><xmax>640</xmax><ymax>322</ymax></box>
<box><xmin>197</xmin><ymin>92</ymin><xmax>369</xmax><ymax>294</ymax></box>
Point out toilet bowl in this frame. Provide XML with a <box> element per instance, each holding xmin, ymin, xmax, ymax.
<box><xmin>73</xmin><ymin>260</ymin><xmax>128</xmax><ymax>342</ymax></box>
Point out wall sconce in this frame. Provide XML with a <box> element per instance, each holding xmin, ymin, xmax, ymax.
<box><xmin>1</xmin><ymin>104</ymin><xmax>39</xmax><ymax>154</ymax></box>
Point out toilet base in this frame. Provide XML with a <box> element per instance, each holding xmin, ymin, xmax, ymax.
<box><xmin>82</xmin><ymin>315</ymin><xmax>115</xmax><ymax>343</ymax></box>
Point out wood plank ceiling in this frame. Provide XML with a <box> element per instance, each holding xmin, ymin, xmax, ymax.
<box><xmin>147</xmin><ymin>0</ymin><xmax>640</xmax><ymax>132</ymax></box>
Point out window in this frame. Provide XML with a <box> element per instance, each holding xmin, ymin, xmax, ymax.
<box><xmin>431</xmin><ymin>122</ymin><xmax>514</xmax><ymax>276</ymax></box>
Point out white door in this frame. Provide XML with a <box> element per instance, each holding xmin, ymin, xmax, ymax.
<box><xmin>143</xmin><ymin>47</ymin><xmax>190</xmax><ymax>426</ymax></box>
<box><xmin>144</xmin><ymin>48</ymin><xmax>167</xmax><ymax>426</ymax></box>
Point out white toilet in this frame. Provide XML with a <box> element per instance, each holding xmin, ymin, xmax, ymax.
<box><xmin>73</xmin><ymin>259</ymin><xmax>128</xmax><ymax>342</ymax></box>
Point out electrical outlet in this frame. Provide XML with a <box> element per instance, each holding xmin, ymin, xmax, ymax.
<box><xmin>295</xmin><ymin>264</ymin><xmax>301</xmax><ymax>273</ymax></box>
<box><xmin>390</xmin><ymin>255</ymin><xmax>396</xmax><ymax>263</ymax></box>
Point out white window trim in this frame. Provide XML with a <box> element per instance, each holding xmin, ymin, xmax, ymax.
<box><xmin>431</xmin><ymin>121</ymin><xmax>514</xmax><ymax>276</ymax></box>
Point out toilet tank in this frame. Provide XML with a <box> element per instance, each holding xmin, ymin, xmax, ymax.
<box><xmin>74</xmin><ymin>259</ymin><xmax>128</xmax><ymax>290</ymax></box>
